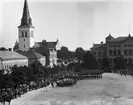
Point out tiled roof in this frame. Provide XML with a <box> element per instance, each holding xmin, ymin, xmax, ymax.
<box><xmin>108</xmin><ymin>37</ymin><xmax>127</xmax><ymax>42</ymax></box>
<box><xmin>47</xmin><ymin>42</ymin><xmax>57</xmax><ymax>48</ymax></box>
<box><xmin>13</xmin><ymin>40</ymin><xmax>58</xmax><ymax>51</ymax></box>
<box><xmin>91</xmin><ymin>44</ymin><xmax>106</xmax><ymax>50</ymax></box>
<box><xmin>93</xmin><ymin>44</ymin><xmax>101</xmax><ymax>47</ymax></box>
<box><xmin>0</xmin><ymin>51</ymin><xmax>27</xmax><ymax>60</ymax></box>
<box><xmin>34</xmin><ymin>47</ymin><xmax>49</xmax><ymax>56</ymax></box>
<box><xmin>18</xmin><ymin>50</ymin><xmax>45</xmax><ymax>59</ymax></box>
<box><xmin>34</xmin><ymin>41</ymin><xmax>57</xmax><ymax>49</ymax></box>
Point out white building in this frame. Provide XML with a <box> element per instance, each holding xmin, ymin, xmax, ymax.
<box><xmin>0</xmin><ymin>51</ymin><xmax>28</xmax><ymax>70</ymax></box>
<box><xmin>13</xmin><ymin>0</ymin><xmax>59</xmax><ymax>67</ymax></box>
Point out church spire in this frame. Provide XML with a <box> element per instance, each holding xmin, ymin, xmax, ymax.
<box><xmin>19</xmin><ymin>0</ymin><xmax>34</xmax><ymax>28</ymax></box>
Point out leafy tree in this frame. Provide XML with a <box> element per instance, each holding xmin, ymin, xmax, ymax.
<box><xmin>0</xmin><ymin>47</ymin><xmax>7</xmax><ymax>51</ymax></box>
<box><xmin>114</xmin><ymin>56</ymin><xmax>126</xmax><ymax>69</ymax></box>
<box><xmin>101</xmin><ymin>57</ymin><xmax>111</xmax><ymax>72</ymax></box>
<box><xmin>11</xmin><ymin>65</ymin><xmax>27</xmax><ymax>88</ymax></box>
<box><xmin>75</xmin><ymin>47</ymin><xmax>85</xmax><ymax>60</ymax></box>
<box><xmin>30</xmin><ymin>60</ymin><xmax>45</xmax><ymax>82</ymax></box>
<box><xmin>59</xmin><ymin>46</ymin><xmax>69</xmax><ymax>59</ymax></box>
<box><xmin>82</xmin><ymin>51</ymin><xmax>99</xmax><ymax>70</ymax></box>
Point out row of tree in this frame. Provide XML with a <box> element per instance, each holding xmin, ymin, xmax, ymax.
<box><xmin>57</xmin><ymin>46</ymin><xmax>132</xmax><ymax>71</ymax></box>
<box><xmin>57</xmin><ymin>46</ymin><xmax>85</xmax><ymax>60</ymax></box>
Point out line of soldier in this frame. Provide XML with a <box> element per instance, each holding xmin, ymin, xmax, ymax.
<box><xmin>112</xmin><ymin>69</ymin><xmax>133</xmax><ymax>77</ymax></box>
<box><xmin>53</xmin><ymin>70</ymin><xmax>103</xmax><ymax>87</ymax></box>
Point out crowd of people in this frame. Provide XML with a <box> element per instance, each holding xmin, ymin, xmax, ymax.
<box><xmin>0</xmin><ymin>81</ymin><xmax>50</xmax><ymax>105</ymax></box>
<box><xmin>112</xmin><ymin>69</ymin><xmax>133</xmax><ymax>77</ymax></box>
<box><xmin>0</xmin><ymin>62</ymin><xmax>104</xmax><ymax>105</ymax></box>
<box><xmin>53</xmin><ymin>70</ymin><xmax>103</xmax><ymax>87</ymax></box>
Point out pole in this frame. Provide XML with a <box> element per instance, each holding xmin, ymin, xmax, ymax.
<box><xmin>46</xmin><ymin>79</ymin><xmax>47</xmax><ymax>92</ymax></box>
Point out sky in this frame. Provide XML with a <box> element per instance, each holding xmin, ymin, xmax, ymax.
<box><xmin>0</xmin><ymin>0</ymin><xmax>133</xmax><ymax>51</ymax></box>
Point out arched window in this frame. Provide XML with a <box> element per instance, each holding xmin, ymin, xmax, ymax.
<box><xmin>110</xmin><ymin>58</ymin><xmax>112</xmax><ymax>63</ymax></box>
<box><xmin>109</xmin><ymin>50</ymin><xmax>112</xmax><ymax>56</ymax></box>
<box><xmin>25</xmin><ymin>32</ymin><xmax>27</xmax><ymax>37</ymax></box>
<box><xmin>118</xmin><ymin>49</ymin><xmax>121</xmax><ymax>55</ymax></box>
<box><xmin>93</xmin><ymin>51</ymin><xmax>96</xmax><ymax>55</ymax></box>
<box><xmin>129</xmin><ymin>58</ymin><xmax>132</xmax><ymax>65</ymax></box>
<box><xmin>22</xmin><ymin>32</ymin><xmax>24</xmax><ymax>37</ymax></box>
<box><xmin>129</xmin><ymin>49</ymin><xmax>132</xmax><ymax>55</ymax></box>
<box><xmin>124</xmin><ymin>59</ymin><xmax>127</xmax><ymax>64</ymax></box>
<box><xmin>98</xmin><ymin>51</ymin><xmax>101</xmax><ymax>56</ymax></box>
<box><xmin>124</xmin><ymin>49</ymin><xmax>127</xmax><ymax>56</ymax></box>
<box><xmin>113</xmin><ymin>49</ymin><xmax>116</xmax><ymax>56</ymax></box>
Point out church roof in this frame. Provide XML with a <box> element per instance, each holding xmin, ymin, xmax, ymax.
<box><xmin>34</xmin><ymin>40</ymin><xmax>57</xmax><ymax>49</ymax></box>
<box><xmin>18</xmin><ymin>0</ymin><xmax>34</xmax><ymax>28</ymax></box>
<box><xmin>0</xmin><ymin>51</ymin><xmax>27</xmax><ymax>60</ymax></box>
<box><xmin>17</xmin><ymin>50</ymin><xmax>45</xmax><ymax>59</ymax></box>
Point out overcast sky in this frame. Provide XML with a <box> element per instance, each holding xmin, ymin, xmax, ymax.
<box><xmin>0</xmin><ymin>0</ymin><xmax>133</xmax><ymax>51</ymax></box>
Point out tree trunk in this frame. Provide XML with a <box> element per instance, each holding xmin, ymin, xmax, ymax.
<box><xmin>8</xmin><ymin>100</ymin><xmax>11</xmax><ymax>105</ymax></box>
<box><xmin>2</xmin><ymin>101</ymin><xmax>5</xmax><ymax>105</ymax></box>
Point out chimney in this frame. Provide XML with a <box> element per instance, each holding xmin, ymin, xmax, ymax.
<box><xmin>101</xmin><ymin>41</ymin><xmax>103</xmax><ymax>44</ymax></box>
<box><xmin>8</xmin><ymin>48</ymin><xmax>12</xmax><ymax>51</ymax></box>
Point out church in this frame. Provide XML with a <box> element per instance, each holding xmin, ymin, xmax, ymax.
<box><xmin>13</xmin><ymin>0</ymin><xmax>59</xmax><ymax>67</ymax></box>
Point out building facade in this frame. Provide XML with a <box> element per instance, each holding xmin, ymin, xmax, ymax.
<box><xmin>33</xmin><ymin>39</ymin><xmax>59</xmax><ymax>67</ymax></box>
<box><xmin>91</xmin><ymin>33</ymin><xmax>133</xmax><ymax>66</ymax></box>
<box><xmin>0</xmin><ymin>51</ymin><xmax>28</xmax><ymax>70</ymax></box>
<box><xmin>18</xmin><ymin>50</ymin><xmax>46</xmax><ymax>66</ymax></box>
<box><xmin>18</xmin><ymin>0</ymin><xmax>35</xmax><ymax>51</ymax></box>
<box><xmin>13</xmin><ymin>0</ymin><xmax>59</xmax><ymax>67</ymax></box>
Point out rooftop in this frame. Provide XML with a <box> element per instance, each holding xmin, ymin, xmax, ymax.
<box><xmin>0</xmin><ymin>51</ymin><xmax>27</xmax><ymax>60</ymax></box>
<box><xmin>18</xmin><ymin>50</ymin><xmax>45</xmax><ymax>59</ymax></box>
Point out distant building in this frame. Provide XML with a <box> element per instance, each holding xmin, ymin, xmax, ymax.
<box><xmin>33</xmin><ymin>39</ymin><xmax>59</xmax><ymax>67</ymax></box>
<box><xmin>0</xmin><ymin>51</ymin><xmax>28</xmax><ymax>70</ymax></box>
<box><xmin>13</xmin><ymin>0</ymin><xmax>59</xmax><ymax>67</ymax></box>
<box><xmin>18</xmin><ymin>50</ymin><xmax>46</xmax><ymax>66</ymax></box>
<box><xmin>91</xmin><ymin>33</ymin><xmax>133</xmax><ymax>66</ymax></box>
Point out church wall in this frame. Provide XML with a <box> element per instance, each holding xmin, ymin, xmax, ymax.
<box><xmin>18</xmin><ymin>28</ymin><xmax>34</xmax><ymax>51</ymax></box>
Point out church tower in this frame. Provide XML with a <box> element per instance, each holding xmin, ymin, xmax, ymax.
<box><xmin>18</xmin><ymin>0</ymin><xmax>34</xmax><ymax>51</ymax></box>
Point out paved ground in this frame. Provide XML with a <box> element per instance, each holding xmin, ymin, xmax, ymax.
<box><xmin>7</xmin><ymin>73</ymin><xmax>133</xmax><ymax>105</ymax></box>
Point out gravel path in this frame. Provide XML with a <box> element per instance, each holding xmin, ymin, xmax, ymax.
<box><xmin>5</xmin><ymin>73</ymin><xmax>133</xmax><ymax>105</ymax></box>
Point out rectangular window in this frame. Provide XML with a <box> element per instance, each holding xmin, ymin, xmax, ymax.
<box><xmin>24</xmin><ymin>45</ymin><xmax>25</xmax><ymax>48</ymax></box>
<box><xmin>118</xmin><ymin>50</ymin><xmax>121</xmax><ymax>55</ymax></box>
<box><xmin>24</xmin><ymin>39</ymin><xmax>25</xmax><ymax>41</ymax></box>
<box><xmin>22</xmin><ymin>32</ymin><xmax>24</xmax><ymax>37</ymax></box>
<box><xmin>98</xmin><ymin>51</ymin><xmax>101</xmax><ymax>56</ymax></box>
<box><xmin>25</xmin><ymin>32</ymin><xmax>27</xmax><ymax>37</ymax></box>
